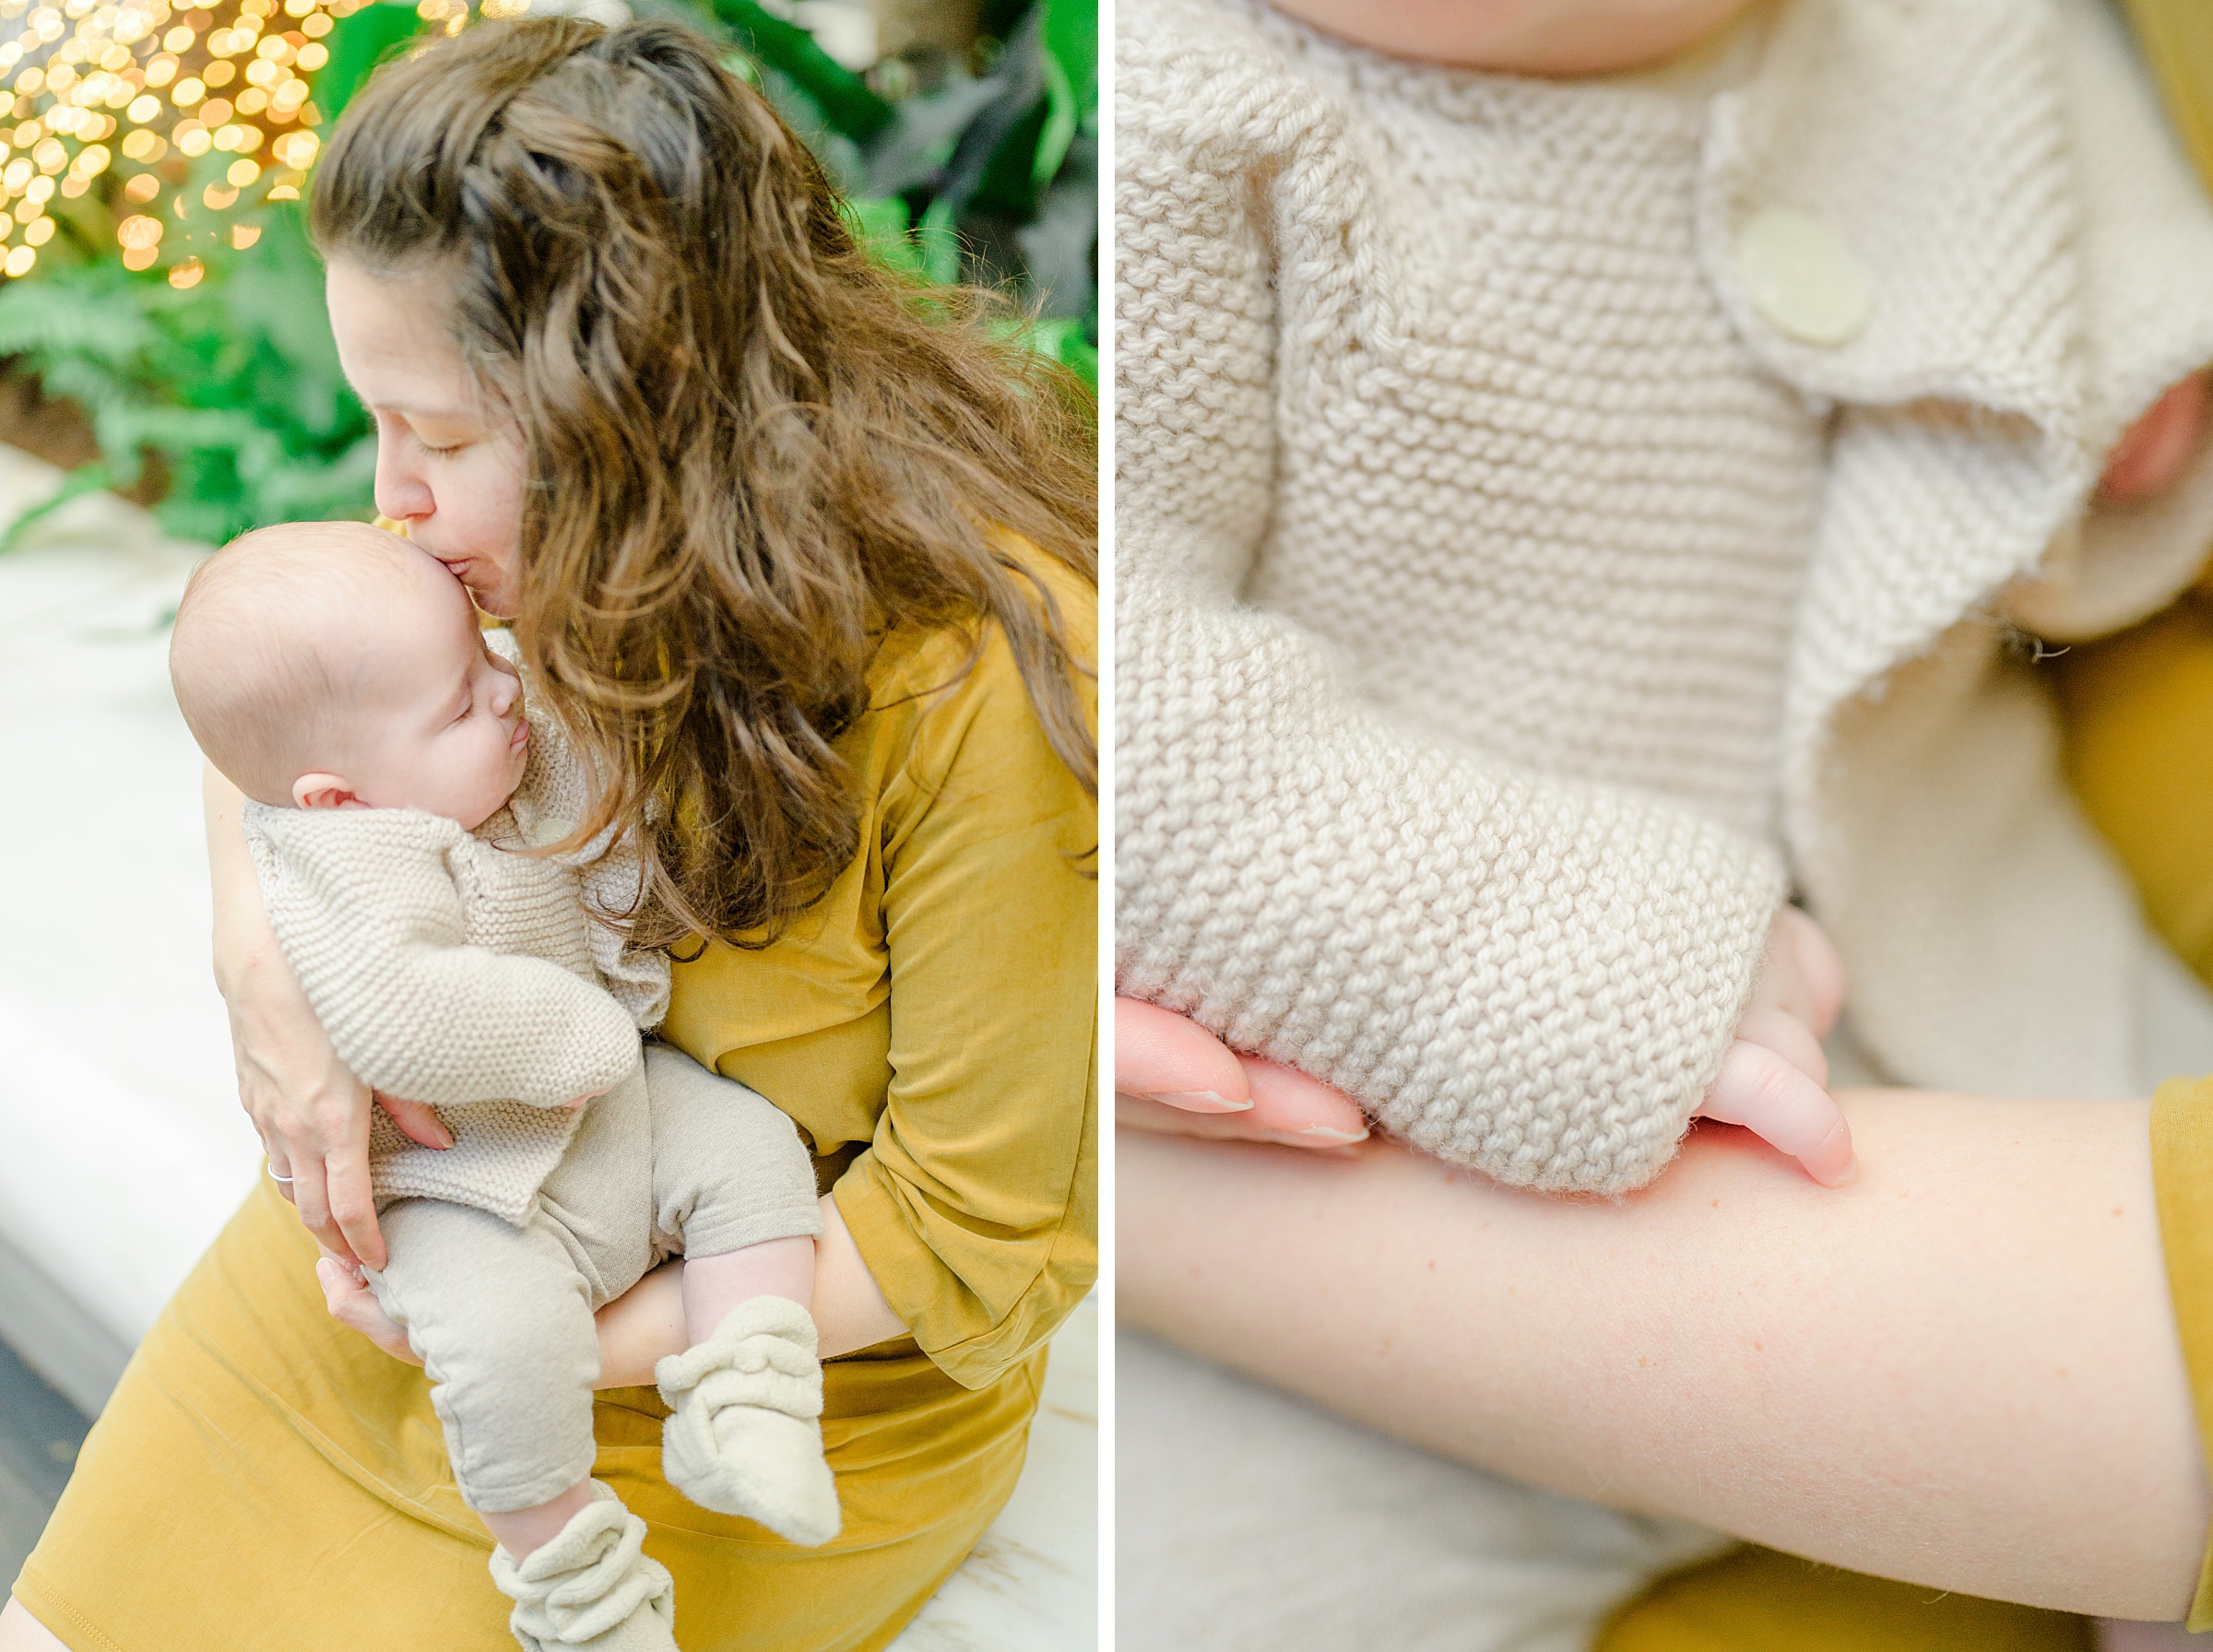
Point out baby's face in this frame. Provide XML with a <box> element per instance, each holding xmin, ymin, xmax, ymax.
<box><xmin>314</xmin><ymin>546</ymin><xmax>530</xmax><ymax>831</ymax></box>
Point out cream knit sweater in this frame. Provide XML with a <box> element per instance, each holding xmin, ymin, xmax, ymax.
<box><xmin>244</xmin><ymin>642</ymin><xmax>669</xmax><ymax>1223</ymax></box>
<box><xmin>1116</xmin><ymin>0</ymin><xmax>2213</xmax><ymax>1195</ymax></box>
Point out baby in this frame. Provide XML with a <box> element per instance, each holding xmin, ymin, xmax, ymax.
<box><xmin>171</xmin><ymin>521</ymin><xmax>835</xmax><ymax>1652</ymax></box>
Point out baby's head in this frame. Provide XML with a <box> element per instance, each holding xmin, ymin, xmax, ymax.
<box><xmin>171</xmin><ymin>521</ymin><xmax>529</xmax><ymax>831</ymax></box>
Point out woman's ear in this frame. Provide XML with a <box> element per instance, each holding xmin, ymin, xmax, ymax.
<box><xmin>292</xmin><ymin>773</ymin><xmax>361</xmax><ymax>810</ymax></box>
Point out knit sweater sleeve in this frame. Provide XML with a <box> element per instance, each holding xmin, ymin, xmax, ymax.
<box><xmin>245</xmin><ymin>805</ymin><xmax>644</xmax><ymax>1112</ymax></box>
<box><xmin>1113</xmin><ymin>5</ymin><xmax>1789</xmax><ymax>1197</ymax></box>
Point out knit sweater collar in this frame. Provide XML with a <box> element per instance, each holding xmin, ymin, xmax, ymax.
<box><xmin>1246</xmin><ymin>0</ymin><xmax>2097</xmax><ymax>454</ymax></box>
<box><xmin>1698</xmin><ymin>0</ymin><xmax>2086</xmax><ymax>442</ymax></box>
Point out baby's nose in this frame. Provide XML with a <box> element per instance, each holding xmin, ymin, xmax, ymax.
<box><xmin>491</xmin><ymin>672</ymin><xmax>519</xmax><ymax>714</ymax></box>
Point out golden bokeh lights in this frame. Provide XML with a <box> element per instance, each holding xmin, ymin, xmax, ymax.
<box><xmin>0</xmin><ymin>0</ymin><xmax>363</xmax><ymax>285</ymax></box>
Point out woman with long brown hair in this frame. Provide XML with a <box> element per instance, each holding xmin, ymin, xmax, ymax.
<box><xmin>0</xmin><ymin>17</ymin><xmax>1095</xmax><ymax>1650</ymax></box>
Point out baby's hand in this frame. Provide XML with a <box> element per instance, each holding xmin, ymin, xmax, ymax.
<box><xmin>1695</xmin><ymin>906</ymin><xmax>1855</xmax><ymax>1186</ymax></box>
<box><xmin>2098</xmin><ymin>373</ymin><xmax>2207</xmax><ymax>504</ymax></box>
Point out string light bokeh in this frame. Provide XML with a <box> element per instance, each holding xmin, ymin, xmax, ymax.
<box><xmin>0</xmin><ymin>0</ymin><xmax>373</xmax><ymax>287</ymax></box>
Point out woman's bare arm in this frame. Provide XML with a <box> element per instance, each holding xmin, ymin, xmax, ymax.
<box><xmin>326</xmin><ymin>1193</ymin><xmax>911</xmax><ymax>1384</ymax></box>
<box><xmin>811</xmin><ymin>1193</ymin><xmax>909</xmax><ymax>1355</ymax></box>
<box><xmin>1120</xmin><ymin>1091</ymin><xmax>2210</xmax><ymax>1619</ymax></box>
<box><xmin>590</xmin><ymin>1197</ymin><xmax>906</xmax><ymax>1384</ymax></box>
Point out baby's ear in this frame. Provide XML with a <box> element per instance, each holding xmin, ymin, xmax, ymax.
<box><xmin>292</xmin><ymin>773</ymin><xmax>360</xmax><ymax>810</ymax></box>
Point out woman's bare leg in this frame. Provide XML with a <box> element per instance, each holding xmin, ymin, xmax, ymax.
<box><xmin>1119</xmin><ymin>1091</ymin><xmax>2211</xmax><ymax>1620</ymax></box>
<box><xmin>0</xmin><ymin>1598</ymin><xmax>69</xmax><ymax>1650</ymax></box>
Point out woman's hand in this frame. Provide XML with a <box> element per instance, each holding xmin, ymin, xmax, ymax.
<box><xmin>1116</xmin><ymin>997</ymin><xmax>1370</xmax><ymax>1150</ymax></box>
<box><xmin>1694</xmin><ymin>903</ymin><xmax>1854</xmax><ymax>1186</ymax></box>
<box><xmin>315</xmin><ymin>1250</ymin><xmax>422</xmax><ymax>1364</ymax></box>
<box><xmin>228</xmin><ymin>944</ymin><xmax>452</xmax><ymax>1270</ymax></box>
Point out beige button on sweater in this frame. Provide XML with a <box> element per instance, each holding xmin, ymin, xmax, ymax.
<box><xmin>1116</xmin><ymin>0</ymin><xmax>2213</xmax><ymax>1197</ymax></box>
<box><xmin>243</xmin><ymin>636</ymin><xmax>669</xmax><ymax>1223</ymax></box>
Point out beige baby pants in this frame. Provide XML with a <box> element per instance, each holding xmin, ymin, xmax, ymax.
<box><xmin>364</xmin><ymin>1043</ymin><xmax>824</xmax><ymax>1513</ymax></box>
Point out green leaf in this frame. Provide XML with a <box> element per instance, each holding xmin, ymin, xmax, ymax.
<box><xmin>705</xmin><ymin>0</ymin><xmax>893</xmax><ymax>142</ymax></box>
<box><xmin>841</xmin><ymin>195</ymin><xmax>928</xmax><ymax>276</ymax></box>
<box><xmin>917</xmin><ymin>195</ymin><xmax>962</xmax><ymax>288</ymax></box>
<box><xmin>1039</xmin><ymin>0</ymin><xmax>1095</xmax><ymax>113</ymax></box>
<box><xmin>1000</xmin><ymin>313</ymin><xmax>1095</xmax><ymax>389</ymax></box>
<box><xmin>316</xmin><ymin>1</ymin><xmax>432</xmax><ymax>123</ymax></box>
<box><xmin>1033</xmin><ymin>0</ymin><xmax>1094</xmax><ymax>190</ymax></box>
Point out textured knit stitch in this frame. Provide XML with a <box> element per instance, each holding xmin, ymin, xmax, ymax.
<box><xmin>243</xmin><ymin>662</ymin><xmax>674</xmax><ymax>1224</ymax></box>
<box><xmin>246</xmin><ymin>800</ymin><xmax>642</xmax><ymax>1222</ymax></box>
<box><xmin>1116</xmin><ymin>0</ymin><xmax>2213</xmax><ymax>1197</ymax></box>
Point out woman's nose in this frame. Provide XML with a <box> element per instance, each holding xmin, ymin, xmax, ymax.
<box><xmin>373</xmin><ymin>436</ymin><xmax>433</xmax><ymax>522</ymax></box>
<box><xmin>374</xmin><ymin>469</ymin><xmax>432</xmax><ymax>523</ymax></box>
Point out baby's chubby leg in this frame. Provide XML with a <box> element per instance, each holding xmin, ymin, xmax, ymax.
<box><xmin>682</xmin><ymin>1234</ymin><xmax>815</xmax><ymax>1346</ymax></box>
<box><xmin>371</xmin><ymin>1199</ymin><xmax>604</xmax><ymax>1515</ymax></box>
<box><xmin>640</xmin><ymin>1043</ymin><xmax>838</xmax><ymax>1544</ymax></box>
<box><xmin>645</xmin><ymin>1044</ymin><xmax>820</xmax><ymax>1368</ymax></box>
<box><xmin>641</xmin><ymin>1043</ymin><xmax>825</xmax><ymax>1269</ymax></box>
<box><xmin>370</xmin><ymin>1200</ymin><xmax>678</xmax><ymax>1651</ymax></box>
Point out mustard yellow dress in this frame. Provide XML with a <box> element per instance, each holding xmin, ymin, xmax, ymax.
<box><xmin>11</xmin><ymin>558</ymin><xmax>1097</xmax><ymax>1652</ymax></box>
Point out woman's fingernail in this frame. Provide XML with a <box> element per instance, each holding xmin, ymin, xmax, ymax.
<box><xmin>1294</xmin><ymin>1124</ymin><xmax>1368</xmax><ymax>1143</ymax></box>
<box><xmin>1265</xmin><ymin>1132</ymin><xmax>1364</xmax><ymax>1156</ymax></box>
<box><xmin>1146</xmin><ymin>1090</ymin><xmax>1253</xmax><ymax>1114</ymax></box>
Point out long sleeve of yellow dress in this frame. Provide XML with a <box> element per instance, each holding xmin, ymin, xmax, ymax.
<box><xmin>659</xmin><ymin>549</ymin><xmax>1099</xmax><ymax>1389</ymax></box>
<box><xmin>831</xmin><ymin>619</ymin><xmax>1099</xmax><ymax>1388</ymax></box>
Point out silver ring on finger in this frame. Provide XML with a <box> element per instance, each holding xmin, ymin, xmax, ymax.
<box><xmin>266</xmin><ymin>1158</ymin><xmax>294</xmax><ymax>1186</ymax></box>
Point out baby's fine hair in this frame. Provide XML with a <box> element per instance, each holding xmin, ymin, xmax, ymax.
<box><xmin>169</xmin><ymin>521</ymin><xmax>415</xmax><ymax>806</ymax></box>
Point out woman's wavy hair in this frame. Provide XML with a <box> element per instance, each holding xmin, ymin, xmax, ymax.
<box><xmin>311</xmin><ymin>16</ymin><xmax>1096</xmax><ymax>949</ymax></box>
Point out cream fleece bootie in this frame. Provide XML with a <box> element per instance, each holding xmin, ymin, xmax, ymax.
<box><xmin>655</xmin><ymin>1294</ymin><xmax>841</xmax><ymax>1546</ymax></box>
<box><xmin>487</xmin><ymin>1481</ymin><xmax>679</xmax><ymax>1652</ymax></box>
